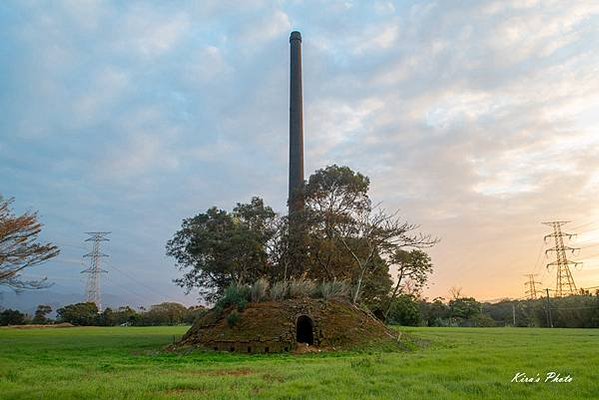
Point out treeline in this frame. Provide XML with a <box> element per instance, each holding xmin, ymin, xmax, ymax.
<box><xmin>387</xmin><ymin>292</ymin><xmax>599</xmax><ymax>328</ymax></box>
<box><xmin>4</xmin><ymin>293</ymin><xmax>598</xmax><ymax>328</ymax></box>
<box><xmin>0</xmin><ymin>302</ymin><xmax>206</xmax><ymax>327</ymax></box>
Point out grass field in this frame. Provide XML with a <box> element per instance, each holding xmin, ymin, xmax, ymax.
<box><xmin>0</xmin><ymin>326</ymin><xmax>597</xmax><ymax>399</ymax></box>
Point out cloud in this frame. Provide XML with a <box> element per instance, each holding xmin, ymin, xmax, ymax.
<box><xmin>236</xmin><ymin>10</ymin><xmax>291</xmax><ymax>46</ymax></box>
<box><xmin>102</xmin><ymin>132</ymin><xmax>179</xmax><ymax>180</ymax></box>
<box><xmin>97</xmin><ymin>106</ymin><xmax>181</xmax><ymax>181</ymax></box>
<box><xmin>353</xmin><ymin>20</ymin><xmax>400</xmax><ymax>54</ymax></box>
<box><xmin>116</xmin><ymin>6</ymin><xmax>190</xmax><ymax>58</ymax></box>
<box><xmin>184</xmin><ymin>46</ymin><xmax>233</xmax><ymax>85</ymax></box>
<box><xmin>2</xmin><ymin>0</ymin><xmax>599</xmax><ymax>303</ymax></box>
<box><xmin>72</xmin><ymin>67</ymin><xmax>130</xmax><ymax>126</ymax></box>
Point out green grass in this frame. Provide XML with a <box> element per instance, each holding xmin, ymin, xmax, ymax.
<box><xmin>0</xmin><ymin>326</ymin><xmax>597</xmax><ymax>399</ymax></box>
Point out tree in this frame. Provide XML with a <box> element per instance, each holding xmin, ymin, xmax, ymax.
<box><xmin>300</xmin><ymin>165</ymin><xmax>372</xmax><ymax>281</ymax></box>
<box><xmin>384</xmin><ymin>249</ymin><xmax>433</xmax><ymax>319</ymax></box>
<box><xmin>449</xmin><ymin>297</ymin><xmax>481</xmax><ymax>326</ymax></box>
<box><xmin>335</xmin><ymin>207</ymin><xmax>436</xmax><ymax>303</ymax></box>
<box><xmin>449</xmin><ymin>286</ymin><xmax>463</xmax><ymax>300</ymax></box>
<box><xmin>387</xmin><ymin>294</ymin><xmax>421</xmax><ymax>326</ymax></box>
<box><xmin>99</xmin><ymin>306</ymin><xmax>138</xmax><ymax>326</ymax></box>
<box><xmin>184</xmin><ymin>305</ymin><xmax>207</xmax><ymax>324</ymax></box>
<box><xmin>0</xmin><ymin>308</ymin><xmax>27</xmax><ymax>325</ymax></box>
<box><xmin>0</xmin><ymin>196</ymin><xmax>59</xmax><ymax>290</ymax></box>
<box><xmin>166</xmin><ymin>165</ymin><xmax>436</xmax><ymax>308</ymax></box>
<box><xmin>296</xmin><ymin>165</ymin><xmax>436</xmax><ymax>304</ymax></box>
<box><xmin>138</xmin><ymin>302</ymin><xmax>189</xmax><ymax>325</ymax></box>
<box><xmin>32</xmin><ymin>304</ymin><xmax>52</xmax><ymax>324</ymax></box>
<box><xmin>166</xmin><ymin>197</ymin><xmax>277</xmax><ymax>302</ymax></box>
<box><xmin>297</xmin><ymin>165</ymin><xmax>436</xmax><ymax>304</ymax></box>
<box><xmin>56</xmin><ymin>302</ymin><xmax>99</xmax><ymax>326</ymax></box>
<box><xmin>550</xmin><ymin>295</ymin><xmax>599</xmax><ymax>328</ymax></box>
<box><xmin>420</xmin><ymin>297</ymin><xmax>450</xmax><ymax>326</ymax></box>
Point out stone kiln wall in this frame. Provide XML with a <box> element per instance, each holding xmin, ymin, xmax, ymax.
<box><xmin>181</xmin><ymin>299</ymin><xmax>394</xmax><ymax>353</ymax></box>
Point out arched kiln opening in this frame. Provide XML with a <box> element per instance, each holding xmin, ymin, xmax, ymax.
<box><xmin>296</xmin><ymin>315</ymin><xmax>314</xmax><ymax>345</ymax></box>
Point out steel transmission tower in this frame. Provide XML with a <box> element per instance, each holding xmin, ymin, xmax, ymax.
<box><xmin>524</xmin><ymin>274</ymin><xmax>542</xmax><ymax>300</ymax></box>
<box><xmin>81</xmin><ymin>232</ymin><xmax>110</xmax><ymax>311</ymax></box>
<box><xmin>542</xmin><ymin>221</ymin><xmax>580</xmax><ymax>297</ymax></box>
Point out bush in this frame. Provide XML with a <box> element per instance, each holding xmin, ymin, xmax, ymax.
<box><xmin>387</xmin><ymin>295</ymin><xmax>421</xmax><ymax>326</ymax></box>
<box><xmin>227</xmin><ymin>311</ymin><xmax>241</xmax><ymax>327</ymax></box>
<box><xmin>471</xmin><ymin>314</ymin><xmax>496</xmax><ymax>327</ymax></box>
<box><xmin>288</xmin><ymin>278</ymin><xmax>316</xmax><ymax>299</ymax></box>
<box><xmin>184</xmin><ymin>306</ymin><xmax>208</xmax><ymax>325</ymax></box>
<box><xmin>270</xmin><ymin>281</ymin><xmax>288</xmax><ymax>300</ymax></box>
<box><xmin>250</xmin><ymin>278</ymin><xmax>270</xmax><ymax>303</ymax></box>
<box><xmin>214</xmin><ymin>284</ymin><xmax>251</xmax><ymax>314</ymax></box>
<box><xmin>315</xmin><ymin>280</ymin><xmax>350</xmax><ymax>300</ymax></box>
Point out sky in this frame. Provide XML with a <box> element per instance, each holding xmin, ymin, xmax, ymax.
<box><xmin>1</xmin><ymin>0</ymin><xmax>599</xmax><ymax>308</ymax></box>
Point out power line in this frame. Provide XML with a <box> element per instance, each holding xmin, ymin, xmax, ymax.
<box><xmin>532</xmin><ymin>241</ymin><xmax>545</xmax><ymax>274</ymax></box>
<box><xmin>55</xmin><ymin>242</ymin><xmax>88</xmax><ymax>250</ymax></box>
<box><xmin>53</xmin><ymin>258</ymin><xmax>86</xmax><ymax>265</ymax></box>
<box><xmin>81</xmin><ymin>232</ymin><xmax>110</xmax><ymax>311</ymax></box>
<box><xmin>108</xmin><ymin>263</ymin><xmax>173</xmax><ymax>300</ymax></box>
<box><xmin>103</xmin><ymin>274</ymin><xmax>155</xmax><ymax>307</ymax></box>
<box><xmin>578</xmin><ymin>249</ymin><xmax>599</xmax><ymax>260</ymax></box>
<box><xmin>569</xmin><ymin>221</ymin><xmax>599</xmax><ymax>231</ymax></box>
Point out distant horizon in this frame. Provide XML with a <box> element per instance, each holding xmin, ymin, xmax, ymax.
<box><xmin>1</xmin><ymin>272</ymin><xmax>589</xmax><ymax>314</ymax></box>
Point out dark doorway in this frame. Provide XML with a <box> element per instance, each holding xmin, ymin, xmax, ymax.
<box><xmin>296</xmin><ymin>315</ymin><xmax>314</xmax><ymax>345</ymax></box>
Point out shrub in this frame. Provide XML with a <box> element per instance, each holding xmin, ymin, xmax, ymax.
<box><xmin>288</xmin><ymin>278</ymin><xmax>316</xmax><ymax>299</ymax></box>
<box><xmin>270</xmin><ymin>281</ymin><xmax>288</xmax><ymax>300</ymax></box>
<box><xmin>387</xmin><ymin>295</ymin><xmax>421</xmax><ymax>326</ymax></box>
<box><xmin>250</xmin><ymin>278</ymin><xmax>270</xmax><ymax>303</ymax></box>
<box><xmin>471</xmin><ymin>314</ymin><xmax>497</xmax><ymax>327</ymax></box>
<box><xmin>315</xmin><ymin>280</ymin><xmax>350</xmax><ymax>300</ymax></box>
<box><xmin>214</xmin><ymin>284</ymin><xmax>251</xmax><ymax>314</ymax></box>
<box><xmin>227</xmin><ymin>311</ymin><xmax>241</xmax><ymax>327</ymax></box>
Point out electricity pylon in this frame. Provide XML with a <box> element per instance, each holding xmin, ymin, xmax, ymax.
<box><xmin>81</xmin><ymin>232</ymin><xmax>110</xmax><ymax>311</ymax></box>
<box><xmin>524</xmin><ymin>274</ymin><xmax>542</xmax><ymax>300</ymax></box>
<box><xmin>542</xmin><ymin>221</ymin><xmax>580</xmax><ymax>297</ymax></box>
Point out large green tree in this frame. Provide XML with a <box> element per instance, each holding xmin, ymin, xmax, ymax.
<box><xmin>449</xmin><ymin>297</ymin><xmax>481</xmax><ymax>325</ymax></box>
<box><xmin>0</xmin><ymin>309</ymin><xmax>27</xmax><ymax>325</ymax></box>
<box><xmin>56</xmin><ymin>302</ymin><xmax>99</xmax><ymax>326</ymax></box>
<box><xmin>166</xmin><ymin>197</ymin><xmax>277</xmax><ymax>301</ymax></box>
<box><xmin>300</xmin><ymin>165</ymin><xmax>372</xmax><ymax>281</ymax></box>
<box><xmin>298</xmin><ymin>165</ymin><xmax>436</xmax><ymax>304</ymax></box>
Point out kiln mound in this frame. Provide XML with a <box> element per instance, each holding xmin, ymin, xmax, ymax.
<box><xmin>179</xmin><ymin>298</ymin><xmax>398</xmax><ymax>353</ymax></box>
